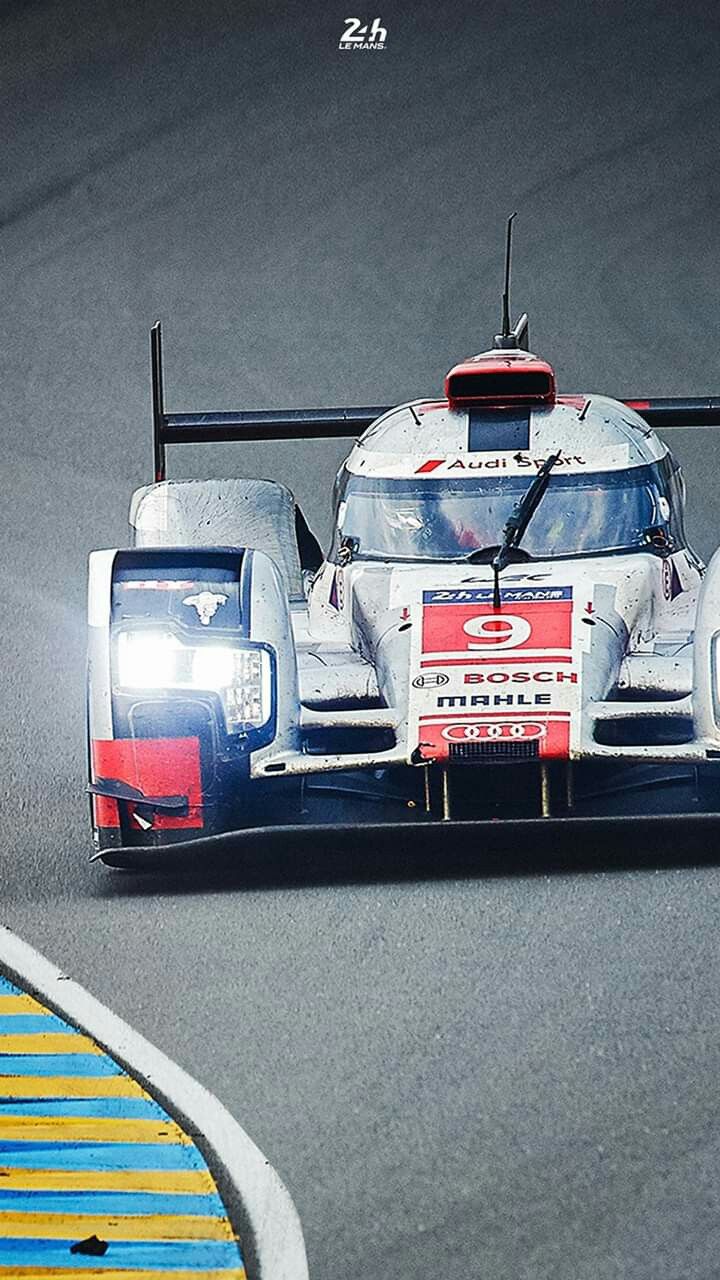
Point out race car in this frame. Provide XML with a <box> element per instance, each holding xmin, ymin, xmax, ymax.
<box><xmin>86</xmin><ymin>287</ymin><xmax>720</xmax><ymax>865</ymax></box>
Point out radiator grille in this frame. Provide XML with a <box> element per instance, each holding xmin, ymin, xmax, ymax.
<box><xmin>449</xmin><ymin>739</ymin><xmax>540</xmax><ymax>762</ymax></box>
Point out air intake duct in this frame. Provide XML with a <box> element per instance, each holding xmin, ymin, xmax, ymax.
<box><xmin>445</xmin><ymin>352</ymin><xmax>556</xmax><ymax>407</ymax></box>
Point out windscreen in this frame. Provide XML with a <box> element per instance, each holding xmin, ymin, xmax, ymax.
<box><xmin>336</xmin><ymin>463</ymin><xmax>674</xmax><ymax>562</ymax></box>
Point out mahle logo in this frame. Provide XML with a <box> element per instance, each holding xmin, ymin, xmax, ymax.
<box><xmin>339</xmin><ymin>17</ymin><xmax>387</xmax><ymax>50</ymax></box>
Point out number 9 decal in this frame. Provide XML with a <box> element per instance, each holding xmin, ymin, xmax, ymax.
<box><xmin>462</xmin><ymin>613</ymin><xmax>532</xmax><ymax>650</ymax></box>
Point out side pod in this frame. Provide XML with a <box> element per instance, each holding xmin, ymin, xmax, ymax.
<box><xmin>693</xmin><ymin>549</ymin><xmax>720</xmax><ymax>748</ymax></box>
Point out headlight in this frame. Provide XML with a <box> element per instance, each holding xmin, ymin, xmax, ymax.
<box><xmin>116</xmin><ymin>630</ymin><xmax>272</xmax><ymax>731</ymax></box>
<box><xmin>117</xmin><ymin>631</ymin><xmax>179</xmax><ymax>690</ymax></box>
<box><xmin>214</xmin><ymin>648</ymin><xmax>271</xmax><ymax>729</ymax></box>
<box><xmin>191</xmin><ymin>645</ymin><xmax>237</xmax><ymax>691</ymax></box>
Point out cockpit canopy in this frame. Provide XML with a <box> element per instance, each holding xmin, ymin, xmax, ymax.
<box><xmin>333</xmin><ymin>459</ymin><xmax>687</xmax><ymax>563</ymax></box>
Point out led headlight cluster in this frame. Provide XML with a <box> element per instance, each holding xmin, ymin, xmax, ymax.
<box><xmin>115</xmin><ymin>630</ymin><xmax>272</xmax><ymax>732</ymax></box>
<box><xmin>218</xmin><ymin>648</ymin><xmax>269</xmax><ymax>729</ymax></box>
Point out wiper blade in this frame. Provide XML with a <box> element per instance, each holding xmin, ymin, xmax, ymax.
<box><xmin>492</xmin><ymin>450</ymin><xmax>562</xmax><ymax>607</ymax></box>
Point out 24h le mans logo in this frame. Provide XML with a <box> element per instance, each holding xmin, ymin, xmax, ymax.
<box><xmin>339</xmin><ymin>17</ymin><xmax>387</xmax><ymax>49</ymax></box>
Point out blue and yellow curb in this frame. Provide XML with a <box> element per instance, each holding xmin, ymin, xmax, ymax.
<box><xmin>0</xmin><ymin>973</ymin><xmax>246</xmax><ymax>1276</ymax></box>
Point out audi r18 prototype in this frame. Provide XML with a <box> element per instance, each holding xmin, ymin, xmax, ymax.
<box><xmin>87</xmin><ymin>289</ymin><xmax>720</xmax><ymax>865</ymax></box>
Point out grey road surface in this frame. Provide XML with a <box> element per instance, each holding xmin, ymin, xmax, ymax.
<box><xmin>2</xmin><ymin>2</ymin><xmax>720</xmax><ymax>1276</ymax></box>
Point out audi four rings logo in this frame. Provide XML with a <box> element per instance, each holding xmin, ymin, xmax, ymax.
<box><xmin>412</xmin><ymin>672</ymin><xmax>449</xmax><ymax>689</ymax></box>
<box><xmin>441</xmin><ymin>722</ymin><xmax>547</xmax><ymax>742</ymax></box>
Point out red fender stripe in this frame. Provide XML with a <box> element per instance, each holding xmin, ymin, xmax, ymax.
<box><xmin>91</xmin><ymin>738</ymin><xmax>203</xmax><ymax>830</ymax></box>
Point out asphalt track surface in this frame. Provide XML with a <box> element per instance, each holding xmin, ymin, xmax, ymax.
<box><xmin>3</xmin><ymin>2</ymin><xmax>720</xmax><ymax>1276</ymax></box>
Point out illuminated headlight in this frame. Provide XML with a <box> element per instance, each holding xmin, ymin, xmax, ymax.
<box><xmin>191</xmin><ymin>645</ymin><xmax>237</xmax><ymax>691</ymax></box>
<box><xmin>116</xmin><ymin>631</ymin><xmax>272</xmax><ymax>731</ymax></box>
<box><xmin>117</xmin><ymin>631</ymin><xmax>179</xmax><ymax>690</ymax></box>
<box><xmin>213</xmin><ymin>647</ymin><xmax>271</xmax><ymax>729</ymax></box>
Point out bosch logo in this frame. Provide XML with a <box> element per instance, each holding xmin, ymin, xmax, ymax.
<box><xmin>412</xmin><ymin>672</ymin><xmax>449</xmax><ymax>689</ymax></box>
<box><xmin>441</xmin><ymin>722</ymin><xmax>547</xmax><ymax>742</ymax></box>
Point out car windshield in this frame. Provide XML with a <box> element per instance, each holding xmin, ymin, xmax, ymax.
<box><xmin>336</xmin><ymin>464</ymin><xmax>671</xmax><ymax>561</ymax></box>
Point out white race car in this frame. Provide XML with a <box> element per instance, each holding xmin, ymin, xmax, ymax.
<box><xmin>86</xmin><ymin>294</ymin><xmax>720</xmax><ymax>864</ymax></box>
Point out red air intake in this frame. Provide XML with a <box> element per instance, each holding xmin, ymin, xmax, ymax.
<box><xmin>445</xmin><ymin>353</ymin><xmax>556</xmax><ymax>407</ymax></box>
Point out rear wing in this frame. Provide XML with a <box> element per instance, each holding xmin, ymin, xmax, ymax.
<box><xmin>150</xmin><ymin>323</ymin><xmax>386</xmax><ymax>482</ymax></box>
<box><xmin>150</xmin><ymin>322</ymin><xmax>720</xmax><ymax>482</ymax></box>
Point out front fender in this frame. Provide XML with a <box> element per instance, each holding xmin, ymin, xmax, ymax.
<box><xmin>693</xmin><ymin>548</ymin><xmax>720</xmax><ymax>743</ymax></box>
<box><xmin>87</xmin><ymin>545</ymin><xmax>300</xmax><ymax>851</ymax></box>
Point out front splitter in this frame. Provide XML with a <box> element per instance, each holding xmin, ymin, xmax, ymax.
<box><xmin>92</xmin><ymin>810</ymin><xmax>720</xmax><ymax>871</ymax></box>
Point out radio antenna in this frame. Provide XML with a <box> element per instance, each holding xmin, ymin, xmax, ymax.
<box><xmin>494</xmin><ymin>212</ymin><xmax>528</xmax><ymax>349</ymax></box>
<box><xmin>501</xmin><ymin>211</ymin><xmax>517</xmax><ymax>338</ymax></box>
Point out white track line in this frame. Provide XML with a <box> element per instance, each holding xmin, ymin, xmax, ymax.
<box><xmin>0</xmin><ymin>925</ymin><xmax>309</xmax><ymax>1280</ymax></box>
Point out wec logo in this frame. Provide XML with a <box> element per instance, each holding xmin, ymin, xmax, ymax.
<box><xmin>339</xmin><ymin>17</ymin><xmax>387</xmax><ymax>49</ymax></box>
